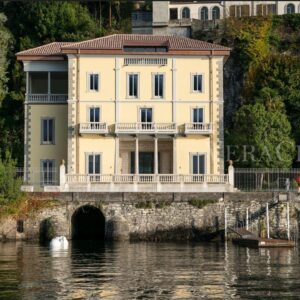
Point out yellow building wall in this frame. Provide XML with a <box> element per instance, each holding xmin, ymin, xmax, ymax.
<box><xmin>175</xmin><ymin>136</ymin><xmax>211</xmax><ymax>174</ymax></box>
<box><xmin>119</xmin><ymin>102</ymin><xmax>173</xmax><ymax>123</ymax></box>
<box><xmin>29</xmin><ymin>104</ymin><xmax>68</xmax><ymax>183</ymax></box>
<box><xmin>78</xmin><ymin>137</ymin><xmax>115</xmax><ymax>174</ymax></box>
<box><xmin>79</xmin><ymin>102</ymin><xmax>115</xmax><ymax>124</ymax></box>
<box><xmin>78</xmin><ymin>56</ymin><xmax>115</xmax><ymax>101</ymax></box>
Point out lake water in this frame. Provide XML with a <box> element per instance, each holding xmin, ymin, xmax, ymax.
<box><xmin>0</xmin><ymin>241</ymin><xmax>299</xmax><ymax>299</ymax></box>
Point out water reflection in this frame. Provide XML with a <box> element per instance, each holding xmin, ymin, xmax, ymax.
<box><xmin>0</xmin><ymin>241</ymin><xmax>299</xmax><ymax>299</ymax></box>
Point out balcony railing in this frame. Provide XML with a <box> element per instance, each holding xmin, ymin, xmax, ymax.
<box><xmin>184</xmin><ymin>123</ymin><xmax>213</xmax><ymax>135</ymax></box>
<box><xmin>79</xmin><ymin>122</ymin><xmax>108</xmax><ymax>135</ymax></box>
<box><xmin>124</xmin><ymin>57</ymin><xmax>167</xmax><ymax>66</ymax></box>
<box><xmin>27</xmin><ymin>94</ymin><xmax>68</xmax><ymax>103</ymax></box>
<box><xmin>66</xmin><ymin>174</ymin><xmax>229</xmax><ymax>184</ymax></box>
<box><xmin>115</xmin><ymin>123</ymin><xmax>177</xmax><ymax>135</ymax></box>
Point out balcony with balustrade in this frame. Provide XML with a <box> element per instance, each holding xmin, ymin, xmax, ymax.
<box><xmin>115</xmin><ymin>122</ymin><xmax>177</xmax><ymax>135</ymax></box>
<box><xmin>184</xmin><ymin>123</ymin><xmax>213</xmax><ymax>135</ymax></box>
<box><xmin>64</xmin><ymin>173</ymin><xmax>231</xmax><ymax>193</ymax></box>
<box><xmin>79</xmin><ymin>123</ymin><xmax>108</xmax><ymax>135</ymax></box>
<box><xmin>26</xmin><ymin>71</ymin><xmax>68</xmax><ymax>103</ymax></box>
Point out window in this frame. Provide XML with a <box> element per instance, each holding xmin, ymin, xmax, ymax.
<box><xmin>140</xmin><ymin>108</ymin><xmax>153</xmax><ymax>130</ymax></box>
<box><xmin>170</xmin><ymin>8</ymin><xmax>178</xmax><ymax>20</ymax></box>
<box><xmin>212</xmin><ymin>6</ymin><xmax>220</xmax><ymax>20</ymax></box>
<box><xmin>89</xmin><ymin>107</ymin><xmax>100</xmax><ymax>123</ymax></box>
<box><xmin>193</xmin><ymin>108</ymin><xmax>204</xmax><ymax>123</ymax></box>
<box><xmin>41</xmin><ymin>118</ymin><xmax>54</xmax><ymax>144</ymax></box>
<box><xmin>128</xmin><ymin>73</ymin><xmax>139</xmax><ymax>98</ymax></box>
<box><xmin>86</xmin><ymin>153</ymin><xmax>101</xmax><ymax>174</ymax></box>
<box><xmin>287</xmin><ymin>4</ymin><xmax>295</xmax><ymax>14</ymax></box>
<box><xmin>182</xmin><ymin>7</ymin><xmax>190</xmax><ymax>19</ymax></box>
<box><xmin>88</xmin><ymin>73</ymin><xmax>99</xmax><ymax>91</ymax></box>
<box><xmin>153</xmin><ymin>74</ymin><xmax>164</xmax><ymax>98</ymax></box>
<box><xmin>192</xmin><ymin>74</ymin><xmax>203</xmax><ymax>92</ymax></box>
<box><xmin>124</xmin><ymin>46</ymin><xmax>167</xmax><ymax>53</ymax></box>
<box><xmin>192</xmin><ymin>154</ymin><xmax>206</xmax><ymax>174</ymax></box>
<box><xmin>41</xmin><ymin>160</ymin><xmax>55</xmax><ymax>185</ymax></box>
<box><xmin>200</xmin><ymin>7</ymin><xmax>209</xmax><ymax>20</ymax></box>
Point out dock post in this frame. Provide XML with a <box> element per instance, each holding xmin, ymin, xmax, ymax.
<box><xmin>266</xmin><ymin>203</ymin><xmax>270</xmax><ymax>239</ymax></box>
<box><xmin>224</xmin><ymin>207</ymin><xmax>228</xmax><ymax>241</ymax></box>
<box><xmin>246</xmin><ymin>208</ymin><xmax>249</xmax><ymax>230</ymax></box>
<box><xmin>287</xmin><ymin>202</ymin><xmax>290</xmax><ymax>240</ymax></box>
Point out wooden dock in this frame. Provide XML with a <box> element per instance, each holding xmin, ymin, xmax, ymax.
<box><xmin>229</xmin><ymin>227</ymin><xmax>295</xmax><ymax>248</ymax></box>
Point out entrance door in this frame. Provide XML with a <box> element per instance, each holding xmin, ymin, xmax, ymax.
<box><xmin>131</xmin><ymin>152</ymin><xmax>155</xmax><ymax>174</ymax></box>
<box><xmin>140</xmin><ymin>108</ymin><xmax>153</xmax><ymax>130</ymax></box>
<box><xmin>192</xmin><ymin>154</ymin><xmax>205</xmax><ymax>174</ymax></box>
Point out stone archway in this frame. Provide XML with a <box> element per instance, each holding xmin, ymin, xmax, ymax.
<box><xmin>71</xmin><ymin>205</ymin><xmax>105</xmax><ymax>240</ymax></box>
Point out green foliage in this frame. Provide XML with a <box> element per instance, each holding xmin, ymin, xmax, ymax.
<box><xmin>135</xmin><ymin>201</ymin><xmax>153</xmax><ymax>209</ymax></box>
<box><xmin>224</xmin><ymin>17</ymin><xmax>272</xmax><ymax>68</ymax></box>
<box><xmin>228</xmin><ymin>103</ymin><xmax>295</xmax><ymax>168</ymax></box>
<box><xmin>0</xmin><ymin>151</ymin><xmax>22</xmax><ymax>203</ymax></box>
<box><xmin>155</xmin><ymin>200</ymin><xmax>172</xmax><ymax>209</ymax></box>
<box><xmin>188</xmin><ymin>199</ymin><xmax>217</xmax><ymax>209</ymax></box>
<box><xmin>0</xmin><ymin>13</ymin><xmax>12</xmax><ymax>104</ymax></box>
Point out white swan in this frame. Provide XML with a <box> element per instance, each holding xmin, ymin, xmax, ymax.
<box><xmin>50</xmin><ymin>236</ymin><xmax>69</xmax><ymax>250</ymax></box>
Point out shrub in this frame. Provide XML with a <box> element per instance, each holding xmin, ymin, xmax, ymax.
<box><xmin>188</xmin><ymin>199</ymin><xmax>217</xmax><ymax>209</ymax></box>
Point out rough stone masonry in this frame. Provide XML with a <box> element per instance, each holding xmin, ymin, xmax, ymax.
<box><xmin>0</xmin><ymin>192</ymin><xmax>299</xmax><ymax>242</ymax></box>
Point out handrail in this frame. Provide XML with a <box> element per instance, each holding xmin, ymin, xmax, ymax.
<box><xmin>66</xmin><ymin>173</ymin><xmax>229</xmax><ymax>184</ymax></box>
<box><xmin>79</xmin><ymin>122</ymin><xmax>108</xmax><ymax>134</ymax></box>
<box><xmin>27</xmin><ymin>94</ymin><xmax>68</xmax><ymax>103</ymax></box>
<box><xmin>115</xmin><ymin>122</ymin><xmax>177</xmax><ymax>134</ymax></box>
<box><xmin>185</xmin><ymin>123</ymin><xmax>213</xmax><ymax>134</ymax></box>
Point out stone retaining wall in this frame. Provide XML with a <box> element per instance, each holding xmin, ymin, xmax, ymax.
<box><xmin>0</xmin><ymin>192</ymin><xmax>299</xmax><ymax>242</ymax></box>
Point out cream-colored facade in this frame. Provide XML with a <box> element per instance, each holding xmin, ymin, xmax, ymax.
<box><xmin>17</xmin><ymin>34</ymin><xmax>232</xmax><ymax>192</ymax></box>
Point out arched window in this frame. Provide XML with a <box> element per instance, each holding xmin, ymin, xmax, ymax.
<box><xmin>212</xmin><ymin>6</ymin><xmax>220</xmax><ymax>20</ymax></box>
<box><xmin>286</xmin><ymin>3</ymin><xmax>295</xmax><ymax>14</ymax></box>
<box><xmin>200</xmin><ymin>7</ymin><xmax>209</xmax><ymax>20</ymax></box>
<box><xmin>182</xmin><ymin>7</ymin><xmax>190</xmax><ymax>19</ymax></box>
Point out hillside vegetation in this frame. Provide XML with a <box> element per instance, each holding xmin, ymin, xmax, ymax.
<box><xmin>0</xmin><ymin>2</ymin><xmax>299</xmax><ymax>169</ymax></box>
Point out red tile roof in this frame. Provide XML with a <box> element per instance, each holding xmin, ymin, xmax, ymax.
<box><xmin>16</xmin><ymin>34</ymin><xmax>230</xmax><ymax>58</ymax></box>
<box><xmin>62</xmin><ymin>34</ymin><xmax>230</xmax><ymax>51</ymax></box>
<box><xmin>16</xmin><ymin>42</ymin><xmax>75</xmax><ymax>56</ymax></box>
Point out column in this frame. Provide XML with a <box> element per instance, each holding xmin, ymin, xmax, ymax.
<box><xmin>115</xmin><ymin>137</ymin><xmax>119</xmax><ymax>174</ymax></box>
<box><xmin>173</xmin><ymin>137</ymin><xmax>177</xmax><ymax>174</ymax></box>
<box><xmin>135</xmin><ymin>137</ymin><xmax>139</xmax><ymax>174</ymax></box>
<box><xmin>47</xmin><ymin>71</ymin><xmax>51</xmax><ymax>101</ymax></box>
<box><xmin>154</xmin><ymin>137</ymin><xmax>158</xmax><ymax>174</ymax></box>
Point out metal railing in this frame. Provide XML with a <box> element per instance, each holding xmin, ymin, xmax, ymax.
<box><xmin>124</xmin><ymin>57</ymin><xmax>168</xmax><ymax>66</ymax></box>
<box><xmin>27</xmin><ymin>94</ymin><xmax>68</xmax><ymax>103</ymax></box>
<box><xmin>66</xmin><ymin>173</ymin><xmax>229</xmax><ymax>184</ymax></box>
<box><xmin>184</xmin><ymin>123</ymin><xmax>213</xmax><ymax>134</ymax></box>
<box><xmin>79</xmin><ymin>122</ymin><xmax>108</xmax><ymax>134</ymax></box>
<box><xmin>115</xmin><ymin>122</ymin><xmax>177</xmax><ymax>134</ymax></box>
<box><xmin>234</xmin><ymin>168</ymin><xmax>300</xmax><ymax>192</ymax></box>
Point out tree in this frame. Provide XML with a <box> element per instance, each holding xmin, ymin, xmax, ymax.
<box><xmin>228</xmin><ymin>103</ymin><xmax>295</xmax><ymax>168</ymax></box>
<box><xmin>0</xmin><ymin>13</ymin><xmax>11</xmax><ymax>105</ymax></box>
<box><xmin>0</xmin><ymin>151</ymin><xmax>22</xmax><ymax>203</ymax></box>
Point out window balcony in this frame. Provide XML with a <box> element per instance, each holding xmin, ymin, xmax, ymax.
<box><xmin>27</xmin><ymin>94</ymin><xmax>68</xmax><ymax>103</ymax></box>
<box><xmin>79</xmin><ymin>122</ymin><xmax>108</xmax><ymax>135</ymax></box>
<box><xmin>115</xmin><ymin>123</ymin><xmax>177</xmax><ymax>135</ymax></box>
<box><xmin>184</xmin><ymin>123</ymin><xmax>213</xmax><ymax>135</ymax></box>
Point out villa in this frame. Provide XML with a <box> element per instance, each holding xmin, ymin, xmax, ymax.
<box><xmin>16</xmin><ymin>34</ymin><xmax>232</xmax><ymax>192</ymax></box>
<box><xmin>132</xmin><ymin>1</ymin><xmax>300</xmax><ymax>36</ymax></box>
